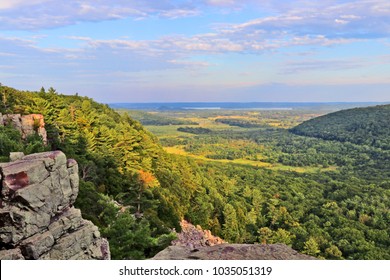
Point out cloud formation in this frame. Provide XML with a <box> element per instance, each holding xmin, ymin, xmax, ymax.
<box><xmin>0</xmin><ymin>0</ymin><xmax>50</xmax><ymax>10</ymax></box>
<box><xmin>0</xmin><ymin>0</ymin><xmax>200</xmax><ymax>29</ymax></box>
<box><xmin>0</xmin><ymin>0</ymin><xmax>388</xmax><ymax>39</ymax></box>
<box><xmin>219</xmin><ymin>0</ymin><xmax>390</xmax><ymax>40</ymax></box>
<box><xmin>281</xmin><ymin>59</ymin><xmax>366</xmax><ymax>74</ymax></box>
<box><xmin>1</xmin><ymin>1</ymin><xmax>388</xmax><ymax>56</ymax></box>
<box><xmin>1</xmin><ymin>1</ymin><xmax>390</xmax><ymax>102</ymax></box>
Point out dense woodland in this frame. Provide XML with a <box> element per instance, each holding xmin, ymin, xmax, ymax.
<box><xmin>0</xmin><ymin>85</ymin><xmax>389</xmax><ymax>260</ymax></box>
<box><xmin>215</xmin><ymin>117</ymin><xmax>269</xmax><ymax>128</ymax></box>
<box><xmin>177</xmin><ymin>126</ymin><xmax>212</xmax><ymax>134</ymax></box>
<box><xmin>124</xmin><ymin>110</ymin><xmax>198</xmax><ymax>126</ymax></box>
<box><xmin>291</xmin><ymin>105</ymin><xmax>390</xmax><ymax>150</ymax></box>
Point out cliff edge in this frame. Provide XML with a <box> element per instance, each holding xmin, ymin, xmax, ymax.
<box><xmin>153</xmin><ymin>220</ymin><xmax>315</xmax><ymax>260</ymax></box>
<box><xmin>153</xmin><ymin>243</ymin><xmax>316</xmax><ymax>260</ymax></box>
<box><xmin>0</xmin><ymin>151</ymin><xmax>110</xmax><ymax>260</ymax></box>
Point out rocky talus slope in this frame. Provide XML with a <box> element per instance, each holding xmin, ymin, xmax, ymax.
<box><xmin>0</xmin><ymin>151</ymin><xmax>110</xmax><ymax>260</ymax></box>
<box><xmin>153</xmin><ymin>221</ymin><xmax>315</xmax><ymax>260</ymax></box>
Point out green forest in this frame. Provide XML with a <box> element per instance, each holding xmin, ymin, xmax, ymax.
<box><xmin>0</xmin><ymin>85</ymin><xmax>389</xmax><ymax>260</ymax></box>
<box><xmin>291</xmin><ymin>104</ymin><xmax>390</xmax><ymax>149</ymax></box>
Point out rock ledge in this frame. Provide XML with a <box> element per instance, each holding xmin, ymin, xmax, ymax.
<box><xmin>153</xmin><ymin>220</ymin><xmax>315</xmax><ymax>260</ymax></box>
<box><xmin>153</xmin><ymin>244</ymin><xmax>316</xmax><ymax>260</ymax></box>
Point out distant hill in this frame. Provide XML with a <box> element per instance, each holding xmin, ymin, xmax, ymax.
<box><xmin>290</xmin><ymin>104</ymin><xmax>390</xmax><ymax>149</ymax></box>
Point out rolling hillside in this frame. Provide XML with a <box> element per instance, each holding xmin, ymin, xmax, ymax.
<box><xmin>290</xmin><ymin>104</ymin><xmax>390</xmax><ymax>149</ymax></box>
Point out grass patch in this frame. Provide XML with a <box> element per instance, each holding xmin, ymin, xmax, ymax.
<box><xmin>163</xmin><ymin>146</ymin><xmax>337</xmax><ymax>173</ymax></box>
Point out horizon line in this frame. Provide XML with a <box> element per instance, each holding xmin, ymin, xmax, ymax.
<box><xmin>108</xmin><ymin>101</ymin><xmax>390</xmax><ymax>104</ymax></box>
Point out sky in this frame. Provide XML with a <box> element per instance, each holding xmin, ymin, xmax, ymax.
<box><xmin>1</xmin><ymin>0</ymin><xmax>390</xmax><ymax>103</ymax></box>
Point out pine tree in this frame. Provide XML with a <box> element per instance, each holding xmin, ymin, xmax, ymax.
<box><xmin>222</xmin><ymin>204</ymin><xmax>240</xmax><ymax>242</ymax></box>
<box><xmin>302</xmin><ymin>237</ymin><xmax>321</xmax><ymax>256</ymax></box>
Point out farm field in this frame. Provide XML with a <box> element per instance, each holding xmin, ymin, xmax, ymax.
<box><xmin>137</xmin><ymin>109</ymin><xmax>335</xmax><ymax>173</ymax></box>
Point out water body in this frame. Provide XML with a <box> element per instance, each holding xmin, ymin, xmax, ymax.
<box><xmin>109</xmin><ymin>102</ymin><xmax>387</xmax><ymax>111</ymax></box>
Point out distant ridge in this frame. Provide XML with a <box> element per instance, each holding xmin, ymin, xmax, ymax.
<box><xmin>109</xmin><ymin>102</ymin><xmax>386</xmax><ymax>111</ymax></box>
<box><xmin>291</xmin><ymin>104</ymin><xmax>390</xmax><ymax>149</ymax></box>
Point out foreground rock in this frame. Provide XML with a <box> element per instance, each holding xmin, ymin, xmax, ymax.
<box><xmin>153</xmin><ymin>244</ymin><xmax>316</xmax><ymax>260</ymax></box>
<box><xmin>154</xmin><ymin>220</ymin><xmax>314</xmax><ymax>260</ymax></box>
<box><xmin>0</xmin><ymin>151</ymin><xmax>110</xmax><ymax>260</ymax></box>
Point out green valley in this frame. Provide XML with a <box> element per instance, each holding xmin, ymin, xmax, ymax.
<box><xmin>1</xmin><ymin>85</ymin><xmax>389</xmax><ymax>260</ymax></box>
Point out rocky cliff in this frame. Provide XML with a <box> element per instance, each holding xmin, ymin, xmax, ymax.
<box><xmin>0</xmin><ymin>113</ymin><xmax>47</xmax><ymax>144</ymax></box>
<box><xmin>0</xmin><ymin>151</ymin><xmax>110</xmax><ymax>260</ymax></box>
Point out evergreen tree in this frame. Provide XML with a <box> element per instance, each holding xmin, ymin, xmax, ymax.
<box><xmin>222</xmin><ymin>204</ymin><xmax>240</xmax><ymax>242</ymax></box>
<box><xmin>302</xmin><ymin>237</ymin><xmax>321</xmax><ymax>256</ymax></box>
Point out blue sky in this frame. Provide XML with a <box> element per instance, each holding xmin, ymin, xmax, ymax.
<box><xmin>1</xmin><ymin>0</ymin><xmax>390</xmax><ymax>103</ymax></box>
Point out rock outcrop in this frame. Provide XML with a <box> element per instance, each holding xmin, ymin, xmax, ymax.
<box><xmin>0</xmin><ymin>113</ymin><xmax>47</xmax><ymax>144</ymax></box>
<box><xmin>172</xmin><ymin>220</ymin><xmax>225</xmax><ymax>249</ymax></box>
<box><xmin>0</xmin><ymin>151</ymin><xmax>110</xmax><ymax>260</ymax></box>
<box><xmin>153</xmin><ymin>220</ymin><xmax>315</xmax><ymax>260</ymax></box>
<box><xmin>153</xmin><ymin>243</ymin><xmax>316</xmax><ymax>260</ymax></box>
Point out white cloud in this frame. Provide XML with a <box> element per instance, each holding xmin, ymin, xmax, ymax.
<box><xmin>206</xmin><ymin>0</ymin><xmax>237</xmax><ymax>7</ymax></box>
<box><xmin>0</xmin><ymin>0</ymin><xmax>51</xmax><ymax>10</ymax></box>
<box><xmin>0</xmin><ymin>51</ymin><xmax>17</xmax><ymax>57</ymax></box>
<box><xmin>281</xmin><ymin>59</ymin><xmax>365</xmax><ymax>74</ymax></box>
<box><xmin>160</xmin><ymin>9</ymin><xmax>200</xmax><ymax>19</ymax></box>
<box><xmin>335</xmin><ymin>19</ymin><xmax>349</xmax><ymax>25</ymax></box>
<box><xmin>217</xmin><ymin>0</ymin><xmax>390</xmax><ymax>41</ymax></box>
<box><xmin>61</xmin><ymin>26</ymin><xmax>358</xmax><ymax>61</ymax></box>
<box><xmin>340</xmin><ymin>14</ymin><xmax>361</xmax><ymax>20</ymax></box>
<box><xmin>87</xmin><ymin>39</ymin><xmax>148</xmax><ymax>51</ymax></box>
<box><xmin>169</xmin><ymin>35</ymin><xmax>245</xmax><ymax>52</ymax></box>
<box><xmin>233</xmin><ymin>16</ymin><xmax>305</xmax><ymax>30</ymax></box>
<box><xmin>1</xmin><ymin>0</ymin><xmax>390</xmax><ymax>44</ymax></box>
<box><xmin>0</xmin><ymin>1</ymin><xmax>200</xmax><ymax>30</ymax></box>
<box><xmin>168</xmin><ymin>60</ymin><xmax>211</xmax><ymax>68</ymax></box>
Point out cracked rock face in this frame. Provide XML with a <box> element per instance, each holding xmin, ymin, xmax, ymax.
<box><xmin>152</xmin><ymin>244</ymin><xmax>316</xmax><ymax>260</ymax></box>
<box><xmin>0</xmin><ymin>151</ymin><xmax>110</xmax><ymax>260</ymax></box>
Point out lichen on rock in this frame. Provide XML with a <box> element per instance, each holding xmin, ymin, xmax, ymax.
<box><xmin>0</xmin><ymin>151</ymin><xmax>110</xmax><ymax>260</ymax></box>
